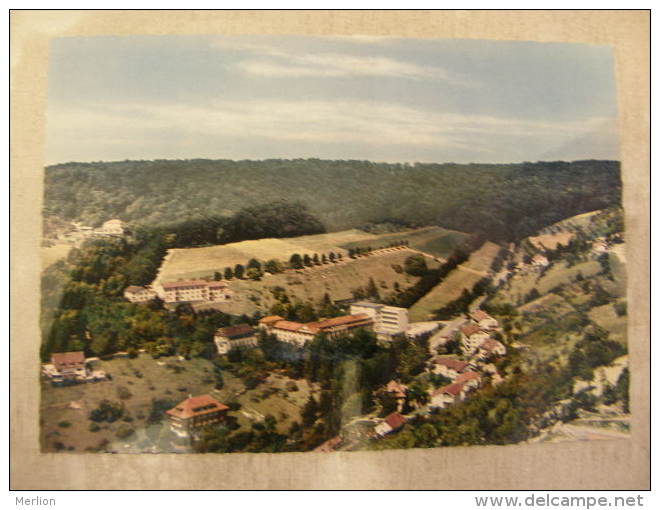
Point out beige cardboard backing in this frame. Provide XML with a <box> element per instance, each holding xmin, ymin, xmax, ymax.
<box><xmin>10</xmin><ymin>10</ymin><xmax>650</xmax><ymax>490</ymax></box>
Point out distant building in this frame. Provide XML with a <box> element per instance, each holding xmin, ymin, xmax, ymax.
<box><xmin>350</xmin><ymin>301</ymin><xmax>409</xmax><ymax>337</ymax></box>
<box><xmin>258</xmin><ymin>313</ymin><xmax>374</xmax><ymax>347</ymax></box>
<box><xmin>374</xmin><ymin>412</ymin><xmax>407</xmax><ymax>437</ymax></box>
<box><xmin>531</xmin><ymin>254</ymin><xmax>549</xmax><ymax>267</ymax></box>
<box><xmin>50</xmin><ymin>351</ymin><xmax>86</xmax><ymax>379</ymax></box>
<box><xmin>428</xmin><ymin>381</ymin><xmax>469</xmax><ymax>409</ymax></box>
<box><xmin>124</xmin><ymin>285</ymin><xmax>157</xmax><ymax>303</ymax></box>
<box><xmin>214</xmin><ymin>324</ymin><xmax>258</xmax><ymax>354</ymax></box>
<box><xmin>477</xmin><ymin>338</ymin><xmax>507</xmax><ymax>360</ymax></box>
<box><xmin>99</xmin><ymin>219</ymin><xmax>126</xmax><ymax>236</ymax></box>
<box><xmin>166</xmin><ymin>394</ymin><xmax>229</xmax><ymax>437</ymax></box>
<box><xmin>468</xmin><ymin>310</ymin><xmax>499</xmax><ymax>331</ymax></box>
<box><xmin>380</xmin><ymin>380</ymin><xmax>408</xmax><ymax>411</ymax></box>
<box><xmin>460</xmin><ymin>324</ymin><xmax>491</xmax><ymax>355</ymax></box>
<box><xmin>454</xmin><ymin>371</ymin><xmax>482</xmax><ymax>390</ymax></box>
<box><xmin>430</xmin><ymin>357</ymin><xmax>471</xmax><ymax>379</ymax></box>
<box><xmin>406</xmin><ymin>321</ymin><xmax>441</xmax><ymax>339</ymax></box>
<box><xmin>155</xmin><ymin>280</ymin><xmax>232</xmax><ymax>304</ymax></box>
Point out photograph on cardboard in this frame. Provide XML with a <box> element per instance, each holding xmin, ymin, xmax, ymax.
<box><xmin>39</xmin><ymin>34</ymin><xmax>629</xmax><ymax>454</ymax></box>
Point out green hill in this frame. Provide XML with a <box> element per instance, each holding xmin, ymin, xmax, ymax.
<box><xmin>43</xmin><ymin>158</ymin><xmax>621</xmax><ymax>243</ymax></box>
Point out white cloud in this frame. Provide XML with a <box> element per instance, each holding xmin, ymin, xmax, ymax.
<box><xmin>46</xmin><ymin>97</ymin><xmax>617</xmax><ymax>164</ymax></box>
<box><xmin>210</xmin><ymin>38</ymin><xmax>464</xmax><ymax>82</ymax></box>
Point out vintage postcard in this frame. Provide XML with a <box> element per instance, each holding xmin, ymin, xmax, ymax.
<box><xmin>11</xmin><ymin>10</ymin><xmax>649</xmax><ymax>490</ymax></box>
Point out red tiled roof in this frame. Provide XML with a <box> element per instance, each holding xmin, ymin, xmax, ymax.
<box><xmin>161</xmin><ymin>280</ymin><xmax>210</xmax><ymax>290</ymax></box>
<box><xmin>125</xmin><ymin>285</ymin><xmax>146</xmax><ymax>293</ymax></box>
<box><xmin>433</xmin><ymin>357</ymin><xmax>469</xmax><ymax>371</ymax></box>
<box><xmin>461</xmin><ymin>324</ymin><xmax>483</xmax><ymax>337</ymax></box>
<box><xmin>480</xmin><ymin>338</ymin><xmax>505</xmax><ymax>351</ymax></box>
<box><xmin>470</xmin><ymin>310</ymin><xmax>492</xmax><ymax>322</ymax></box>
<box><xmin>383</xmin><ymin>412</ymin><xmax>406</xmax><ymax>430</ymax></box>
<box><xmin>215</xmin><ymin>323</ymin><xmax>256</xmax><ymax>339</ymax></box>
<box><xmin>436</xmin><ymin>382</ymin><xmax>466</xmax><ymax>397</ymax></box>
<box><xmin>166</xmin><ymin>394</ymin><xmax>229</xmax><ymax>420</ymax></box>
<box><xmin>272</xmin><ymin>320</ymin><xmax>305</xmax><ymax>332</ymax></box>
<box><xmin>455</xmin><ymin>371</ymin><xmax>481</xmax><ymax>384</ymax></box>
<box><xmin>259</xmin><ymin>315</ymin><xmax>284</xmax><ymax>325</ymax></box>
<box><xmin>317</xmin><ymin>313</ymin><xmax>371</xmax><ymax>329</ymax></box>
<box><xmin>51</xmin><ymin>351</ymin><xmax>85</xmax><ymax>369</ymax></box>
<box><xmin>207</xmin><ymin>281</ymin><xmax>228</xmax><ymax>288</ymax></box>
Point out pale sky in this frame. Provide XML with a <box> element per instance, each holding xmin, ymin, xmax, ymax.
<box><xmin>45</xmin><ymin>35</ymin><xmax>619</xmax><ymax>165</ymax></box>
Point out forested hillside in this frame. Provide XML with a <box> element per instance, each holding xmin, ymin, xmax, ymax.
<box><xmin>44</xmin><ymin>159</ymin><xmax>621</xmax><ymax>242</ymax></box>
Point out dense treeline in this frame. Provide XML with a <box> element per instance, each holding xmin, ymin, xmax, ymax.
<box><xmin>44</xmin><ymin>158</ymin><xmax>621</xmax><ymax>242</ymax></box>
<box><xmin>158</xmin><ymin>201</ymin><xmax>324</xmax><ymax>248</ymax></box>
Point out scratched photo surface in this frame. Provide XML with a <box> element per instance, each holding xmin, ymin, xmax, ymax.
<box><xmin>40</xmin><ymin>35</ymin><xmax>629</xmax><ymax>454</ymax></box>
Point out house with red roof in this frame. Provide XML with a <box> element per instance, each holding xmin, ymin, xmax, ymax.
<box><xmin>49</xmin><ymin>351</ymin><xmax>87</xmax><ymax>380</ymax></box>
<box><xmin>428</xmin><ymin>381</ymin><xmax>469</xmax><ymax>409</ymax></box>
<box><xmin>477</xmin><ymin>338</ymin><xmax>507</xmax><ymax>360</ymax></box>
<box><xmin>468</xmin><ymin>309</ymin><xmax>499</xmax><ymax>331</ymax></box>
<box><xmin>430</xmin><ymin>356</ymin><xmax>472</xmax><ymax>379</ymax></box>
<box><xmin>166</xmin><ymin>394</ymin><xmax>229</xmax><ymax>437</ymax></box>
<box><xmin>460</xmin><ymin>324</ymin><xmax>491</xmax><ymax>355</ymax></box>
<box><xmin>374</xmin><ymin>412</ymin><xmax>407</xmax><ymax>437</ymax></box>
<box><xmin>454</xmin><ymin>371</ymin><xmax>482</xmax><ymax>390</ymax></box>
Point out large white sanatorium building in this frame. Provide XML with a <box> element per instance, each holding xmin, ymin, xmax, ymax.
<box><xmin>350</xmin><ymin>301</ymin><xmax>409</xmax><ymax>337</ymax></box>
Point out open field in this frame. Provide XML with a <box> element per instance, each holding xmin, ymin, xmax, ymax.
<box><xmin>338</xmin><ymin>226</ymin><xmax>469</xmax><ymax>259</ymax></box>
<box><xmin>41</xmin><ymin>243</ymin><xmax>72</xmax><ymax>269</ymax></box>
<box><xmin>156</xmin><ymin>226</ymin><xmax>465</xmax><ymax>284</ymax></box>
<box><xmin>198</xmin><ymin>248</ymin><xmax>437</xmax><ymax>316</ymax></box>
<box><xmin>588</xmin><ymin>302</ymin><xmax>628</xmax><ymax>344</ymax></box>
<box><xmin>408</xmin><ymin>241</ymin><xmax>501</xmax><ymax>321</ymax></box>
<box><xmin>494</xmin><ymin>259</ymin><xmax>602</xmax><ymax>307</ymax></box>
<box><xmin>40</xmin><ymin>353</ymin><xmax>315</xmax><ymax>453</ymax></box>
<box><xmin>528</xmin><ymin>231</ymin><xmax>575</xmax><ymax>251</ymax></box>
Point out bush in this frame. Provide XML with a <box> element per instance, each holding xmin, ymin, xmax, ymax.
<box><xmin>115</xmin><ymin>424</ymin><xmax>135</xmax><ymax>439</ymax></box>
<box><xmin>89</xmin><ymin>422</ymin><xmax>100</xmax><ymax>432</ymax></box>
<box><xmin>116</xmin><ymin>386</ymin><xmax>132</xmax><ymax>400</ymax></box>
<box><xmin>285</xmin><ymin>381</ymin><xmax>299</xmax><ymax>392</ymax></box>
<box><xmin>57</xmin><ymin>421</ymin><xmax>71</xmax><ymax>428</ymax></box>
<box><xmin>89</xmin><ymin>400</ymin><xmax>124</xmax><ymax>423</ymax></box>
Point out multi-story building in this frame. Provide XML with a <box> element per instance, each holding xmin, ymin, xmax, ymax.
<box><xmin>214</xmin><ymin>324</ymin><xmax>258</xmax><ymax>354</ymax></box>
<box><xmin>124</xmin><ymin>285</ymin><xmax>158</xmax><ymax>303</ymax></box>
<box><xmin>460</xmin><ymin>324</ymin><xmax>491</xmax><ymax>355</ymax></box>
<box><xmin>166</xmin><ymin>394</ymin><xmax>229</xmax><ymax>437</ymax></box>
<box><xmin>350</xmin><ymin>301</ymin><xmax>408</xmax><ymax>337</ymax></box>
<box><xmin>154</xmin><ymin>280</ymin><xmax>233</xmax><ymax>304</ymax></box>
<box><xmin>258</xmin><ymin>313</ymin><xmax>374</xmax><ymax>347</ymax></box>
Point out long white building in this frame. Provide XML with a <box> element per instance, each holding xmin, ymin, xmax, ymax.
<box><xmin>146</xmin><ymin>280</ymin><xmax>233</xmax><ymax>304</ymax></box>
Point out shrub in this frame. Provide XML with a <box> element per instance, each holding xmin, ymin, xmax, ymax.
<box><xmin>285</xmin><ymin>381</ymin><xmax>299</xmax><ymax>392</ymax></box>
<box><xmin>116</xmin><ymin>386</ymin><xmax>132</xmax><ymax>400</ymax></box>
<box><xmin>115</xmin><ymin>424</ymin><xmax>135</xmax><ymax>439</ymax></box>
<box><xmin>57</xmin><ymin>421</ymin><xmax>71</xmax><ymax>428</ymax></box>
<box><xmin>89</xmin><ymin>423</ymin><xmax>100</xmax><ymax>432</ymax></box>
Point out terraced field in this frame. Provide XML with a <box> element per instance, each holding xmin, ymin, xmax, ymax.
<box><xmin>195</xmin><ymin>248</ymin><xmax>438</xmax><ymax>316</ymax></box>
<box><xmin>156</xmin><ymin>226</ymin><xmax>466</xmax><ymax>284</ymax></box>
<box><xmin>409</xmin><ymin>241</ymin><xmax>501</xmax><ymax>321</ymax></box>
